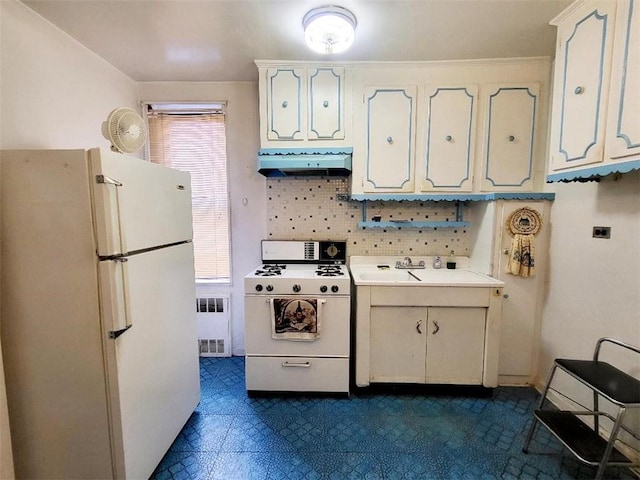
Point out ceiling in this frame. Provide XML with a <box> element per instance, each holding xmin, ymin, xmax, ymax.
<box><xmin>22</xmin><ymin>0</ymin><xmax>572</xmax><ymax>82</ymax></box>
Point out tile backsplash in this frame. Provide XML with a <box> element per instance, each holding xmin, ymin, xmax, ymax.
<box><xmin>266</xmin><ymin>177</ymin><xmax>470</xmax><ymax>256</ymax></box>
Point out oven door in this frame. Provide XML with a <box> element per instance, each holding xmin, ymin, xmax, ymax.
<box><xmin>244</xmin><ymin>295</ymin><xmax>350</xmax><ymax>357</ymax></box>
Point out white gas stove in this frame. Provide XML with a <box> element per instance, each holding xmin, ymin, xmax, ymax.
<box><xmin>244</xmin><ymin>240</ymin><xmax>351</xmax><ymax>394</ymax></box>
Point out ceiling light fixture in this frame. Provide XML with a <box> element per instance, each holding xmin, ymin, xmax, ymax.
<box><xmin>303</xmin><ymin>5</ymin><xmax>357</xmax><ymax>55</ymax></box>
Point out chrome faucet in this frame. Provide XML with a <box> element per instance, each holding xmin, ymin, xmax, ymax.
<box><xmin>395</xmin><ymin>257</ymin><xmax>426</xmax><ymax>269</ymax></box>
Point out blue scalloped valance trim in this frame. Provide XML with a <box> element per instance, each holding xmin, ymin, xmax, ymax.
<box><xmin>350</xmin><ymin>192</ymin><xmax>555</xmax><ymax>202</ymax></box>
<box><xmin>259</xmin><ymin>147</ymin><xmax>353</xmax><ymax>156</ymax></box>
<box><xmin>546</xmin><ymin>161</ymin><xmax>640</xmax><ymax>183</ymax></box>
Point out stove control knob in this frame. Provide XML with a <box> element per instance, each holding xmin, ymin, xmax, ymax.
<box><xmin>320</xmin><ymin>285</ymin><xmax>328</xmax><ymax>293</ymax></box>
<box><xmin>255</xmin><ymin>284</ymin><xmax>263</xmax><ymax>292</ymax></box>
<box><xmin>266</xmin><ymin>285</ymin><xmax>274</xmax><ymax>292</ymax></box>
<box><xmin>331</xmin><ymin>285</ymin><xmax>339</xmax><ymax>293</ymax></box>
<box><xmin>292</xmin><ymin>284</ymin><xmax>301</xmax><ymax>293</ymax></box>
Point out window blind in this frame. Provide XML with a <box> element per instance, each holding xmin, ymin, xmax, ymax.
<box><xmin>147</xmin><ymin>110</ymin><xmax>230</xmax><ymax>280</ymax></box>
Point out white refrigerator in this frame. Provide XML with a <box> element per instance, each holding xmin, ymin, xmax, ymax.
<box><xmin>0</xmin><ymin>148</ymin><xmax>201</xmax><ymax>479</ymax></box>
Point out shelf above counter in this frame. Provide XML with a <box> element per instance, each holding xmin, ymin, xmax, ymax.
<box><xmin>358</xmin><ymin>220</ymin><xmax>470</xmax><ymax>229</ymax></box>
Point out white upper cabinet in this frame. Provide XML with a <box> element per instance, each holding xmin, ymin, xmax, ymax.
<box><xmin>308</xmin><ymin>68</ymin><xmax>345</xmax><ymax>140</ymax></box>
<box><xmin>266</xmin><ymin>68</ymin><xmax>305</xmax><ymax>141</ymax></box>
<box><xmin>480</xmin><ymin>84</ymin><xmax>540</xmax><ymax>191</ymax></box>
<box><xmin>358</xmin><ymin>86</ymin><xmax>417</xmax><ymax>193</ymax></box>
<box><xmin>605</xmin><ymin>0</ymin><xmax>640</xmax><ymax>161</ymax></box>
<box><xmin>258</xmin><ymin>62</ymin><xmax>350</xmax><ymax>149</ymax></box>
<box><xmin>421</xmin><ymin>85</ymin><xmax>477</xmax><ymax>192</ymax></box>
<box><xmin>548</xmin><ymin>0</ymin><xmax>640</xmax><ymax>181</ymax></box>
<box><xmin>350</xmin><ymin>59</ymin><xmax>551</xmax><ymax>197</ymax></box>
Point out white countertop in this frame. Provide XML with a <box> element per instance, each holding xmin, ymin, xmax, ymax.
<box><xmin>348</xmin><ymin>256</ymin><xmax>504</xmax><ymax>287</ymax></box>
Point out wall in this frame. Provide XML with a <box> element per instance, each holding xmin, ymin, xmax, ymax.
<box><xmin>138</xmin><ymin>82</ymin><xmax>265</xmax><ymax>356</ymax></box>
<box><xmin>539</xmin><ymin>171</ymin><xmax>640</xmax><ymax>377</ymax></box>
<box><xmin>0</xmin><ymin>1</ymin><xmax>139</xmax><ymax>476</ymax></box>
<box><xmin>538</xmin><ymin>171</ymin><xmax>640</xmax><ymax>447</ymax></box>
<box><xmin>266</xmin><ymin>177</ymin><xmax>471</xmax><ymax>257</ymax></box>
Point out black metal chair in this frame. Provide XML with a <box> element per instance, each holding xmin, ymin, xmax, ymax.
<box><xmin>523</xmin><ymin>337</ymin><xmax>640</xmax><ymax>479</ymax></box>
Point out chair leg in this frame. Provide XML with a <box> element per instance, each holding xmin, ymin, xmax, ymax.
<box><xmin>594</xmin><ymin>408</ymin><xmax>626</xmax><ymax>480</ymax></box>
<box><xmin>523</xmin><ymin>363</ymin><xmax>558</xmax><ymax>453</ymax></box>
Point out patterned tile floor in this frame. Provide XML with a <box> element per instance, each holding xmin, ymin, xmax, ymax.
<box><xmin>151</xmin><ymin>357</ymin><xmax>636</xmax><ymax>480</ymax></box>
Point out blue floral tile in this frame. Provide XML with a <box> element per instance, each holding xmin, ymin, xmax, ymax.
<box><xmin>153</xmin><ymin>358</ymin><xmax>637</xmax><ymax>480</ymax></box>
<box><xmin>210</xmin><ymin>452</ymin><xmax>270</xmax><ymax>480</ymax></box>
<box><xmin>265</xmin><ymin>451</ymin><xmax>325</xmax><ymax>480</ymax></box>
<box><xmin>169</xmin><ymin>412</ymin><xmax>231</xmax><ymax>452</ymax></box>
<box><xmin>150</xmin><ymin>451</ymin><xmax>215</xmax><ymax>480</ymax></box>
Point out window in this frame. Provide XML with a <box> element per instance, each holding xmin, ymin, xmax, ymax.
<box><xmin>147</xmin><ymin>103</ymin><xmax>231</xmax><ymax>281</ymax></box>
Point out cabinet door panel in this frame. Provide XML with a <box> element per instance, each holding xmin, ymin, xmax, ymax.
<box><xmin>370</xmin><ymin>306</ymin><xmax>426</xmax><ymax>383</ymax></box>
<box><xmin>422</xmin><ymin>86</ymin><xmax>476</xmax><ymax>191</ymax></box>
<box><xmin>308</xmin><ymin>68</ymin><xmax>344</xmax><ymax>140</ymax></box>
<box><xmin>606</xmin><ymin>0</ymin><xmax>640</xmax><ymax>160</ymax></box>
<box><xmin>363</xmin><ymin>87</ymin><xmax>416</xmax><ymax>192</ymax></box>
<box><xmin>551</xmin><ymin>4</ymin><xmax>615</xmax><ymax>169</ymax></box>
<box><xmin>425</xmin><ymin>307</ymin><xmax>485</xmax><ymax>384</ymax></box>
<box><xmin>482</xmin><ymin>85</ymin><xmax>539</xmax><ymax>190</ymax></box>
<box><xmin>267</xmin><ymin>68</ymin><xmax>304</xmax><ymax>141</ymax></box>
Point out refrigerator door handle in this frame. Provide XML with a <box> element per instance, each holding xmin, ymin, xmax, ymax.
<box><xmin>95</xmin><ymin>174</ymin><xmax>122</xmax><ymax>187</ymax></box>
<box><xmin>94</xmin><ymin>173</ymin><xmax>127</xmax><ymax>256</ymax></box>
<box><xmin>101</xmin><ymin>257</ymin><xmax>134</xmax><ymax>340</ymax></box>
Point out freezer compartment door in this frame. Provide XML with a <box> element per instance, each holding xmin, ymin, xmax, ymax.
<box><xmin>90</xmin><ymin>148</ymin><xmax>193</xmax><ymax>256</ymax></box>
<box><xmin>99</xmin><ymin>242</ymin><xmax>200</xmax><ymax>479</ymax></box>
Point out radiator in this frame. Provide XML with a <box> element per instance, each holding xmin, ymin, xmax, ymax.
<box><xmin>196</xmin><ymin>295</ymin><xmax>231</xmax><ymax>357</ymax></box>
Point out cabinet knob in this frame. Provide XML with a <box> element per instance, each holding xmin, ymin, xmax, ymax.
<box><xmin>504</xmin><ymin>248</ymin><xmax>509</xmax><ymax>255</ymax></box>
<box><xmin>508</xmin><ymin>135</ymin><xmax>515</xmax><ymax>142</ymax></box>
<box><xmin>282</xmin><ymin>100</ymin><xmax>288</xmax><ymax>108</ymax></box>
<box><xmin>387</xmin><ymin>136</ymin><xmax>393</xmax><ymax>144</ymax></box>
<box><xmin>323</xmin><ymin>100</ymin><xmax>329</xmax><ymax>108</ymax></box>
<box><xmin>432</xmin><ymin>320</ymin><xmax>440</xmax><ymax>335</ymax></box>
<box><xmin>446</xmin><ymin>135</ymin><xmax>453</xmax><ymax>142</ymax></box>
<box><xmin>503</xmin><ymin>294</ymin><xmax>509</xmax><ymax>299</ymax></box>
<box><xmin>416</xmin><ymin>319</ymin><xmax>423</xmax><ymax>334</ymax></box>
<box><xmin>574</xmin><ymin>86</ymin><xmax>584</xmax><ymax>95</ymax></box>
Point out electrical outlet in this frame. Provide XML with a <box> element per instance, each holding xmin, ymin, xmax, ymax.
<box><xmin>592</xmin><ymin>226</ymin><xmax>611</xmax><ymax>239</ymax></box>
<box><xmin>336</xmin><ymin>194</ymin><xmax>350</xmax><ymax>202</ymax></box>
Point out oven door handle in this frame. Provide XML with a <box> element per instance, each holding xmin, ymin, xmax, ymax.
<box><xmin>282</xmin><ymin>361</ymin><xmax>311</xmax><ymax>368</ymax></box>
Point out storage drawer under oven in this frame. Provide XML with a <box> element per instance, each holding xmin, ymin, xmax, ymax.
<box><xmin>245</xmin><ymin>356</ymin><xmax>349</xmax><ymax>393</ymax></box>
<box><xmin>244</xmin><ymin>295</ymin><xmax>350</xmax><ymax>356</ymax></box>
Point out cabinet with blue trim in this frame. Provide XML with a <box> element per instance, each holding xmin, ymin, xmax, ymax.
<box><xmin>480</xmin><ymin>84</ymin><xmax>541</xmax><ymax>192</ymax></box>
<box><xmin>350</xmin><ymin>59</ymin><xmax>551</xmax><ymax>197</ymax></box>
<box><xmin>548</xmin><ymin>0</ymin><xmax>640</xmax><ymax>181</ymax></box>
<box><xmin>257</xmin><ymin>62</ymin><xmax>350</xmax><ymax>149</ymax></box>
<box><xmin>422</xmin><ymin>85</ymin><xmax>478</xmax><ymax>192</ymax></box>
<box><xmin>356</xmin><ymin>85</ymin><xmax>418</xmax><ymax>193</ymax></box>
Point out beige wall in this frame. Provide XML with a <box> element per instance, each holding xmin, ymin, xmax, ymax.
<box><xmin>0</xmin><ymin>1</ymin><xmax>138</xmax><ymax>476</ymax></box>
<box><xmin>138</xmin><ymin>82</ymin><xmax>265</xmax><ymax>355</ymax></box>
<box><xmin>539</xmin><ymin>171</ymin><xmax>640</xmax><ymax>378</ymax></box>
<box><xmin>0</xmin><ymin>1</ymin><xmax>138</xmax><ymax>150</ymax></box>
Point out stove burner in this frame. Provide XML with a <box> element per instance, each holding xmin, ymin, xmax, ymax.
<box><xmin>255</xmin><ymin>264</ymin><xmax>286</xmax><ymax>276</ymax></box>
<box><xmin>315</xmin><ymin>266</ymin><xmax>344</xmax><ymax>277</ymax></box>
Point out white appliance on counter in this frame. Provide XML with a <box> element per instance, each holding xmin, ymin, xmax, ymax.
<box><xmin>244</xmin><ymin>240</ymin><xmax>351</xmax><ymax>394</ymax></box>
<box><xmin>0</xmin><ymin>149</ymin><xmax>200</xmax><ymax>479</ymax></box>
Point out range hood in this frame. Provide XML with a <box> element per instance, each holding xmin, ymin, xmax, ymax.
<box><xmin>257</xmin><ymin>148</ymin><xmax>352</xmax><ymax>177</ymax></box>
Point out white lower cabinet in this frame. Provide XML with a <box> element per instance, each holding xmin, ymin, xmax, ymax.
<box><xmin>370</xmin><ymin>306</ymin><xmax>485</xmax><ymax>384</ymax></box>
<box><xmin>354</xmin><ymin>284</ymin><xmax>503</xmax><ymax>388</ymax></box>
